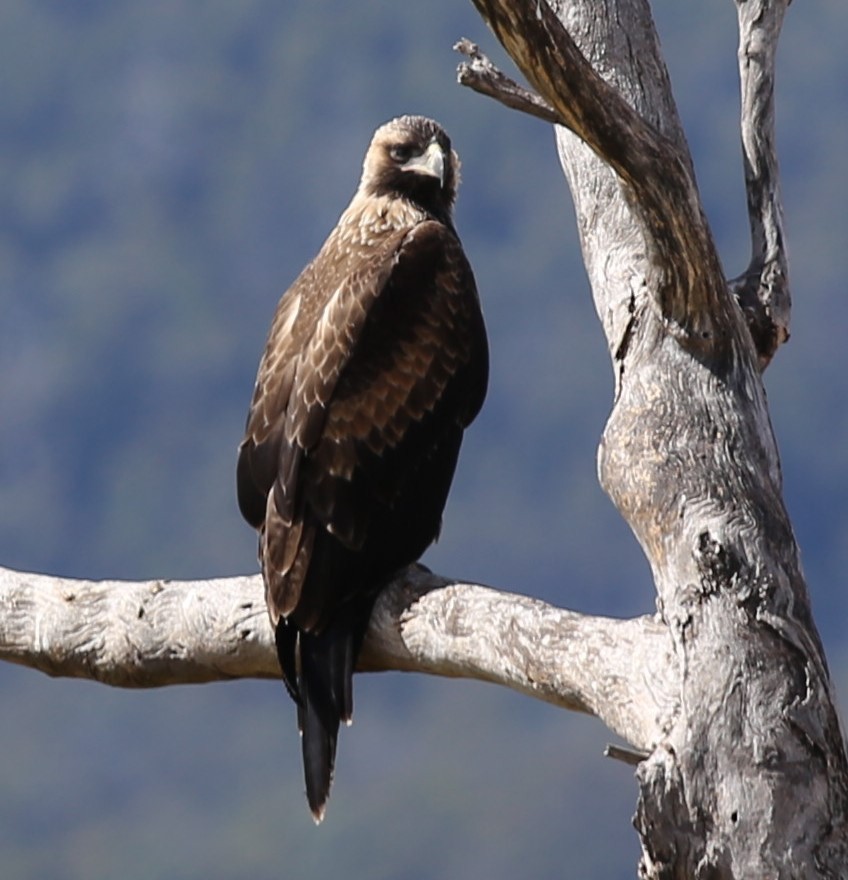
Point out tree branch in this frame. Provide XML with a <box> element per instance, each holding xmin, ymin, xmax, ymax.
<box><xmin>0</xmin><ymin>566</ymin><xmax>280</xmax><ymax>685</ymax></box>
<box><xmin>454</xmin><ymin>38</ymin><xmax>563</xmax><ymax>125</ymax></box>
<box><xmin>728</xmin><ymin>0</ymin><xmax>792</xmax><ymax>369</ymax></box>
<box><xmin>465</xmin><ymin>0</ymin><xmax>740</xmax><ymax>357</ymax></box>
<box><xmin>0</xmin><ymin>563</ymin><xmax>676</xmax><ymax>751</ymax></box>
<box><xmin>462</xmin><ymin>0</ymin><xmax>789</xmax><ymax>372</ymax></box>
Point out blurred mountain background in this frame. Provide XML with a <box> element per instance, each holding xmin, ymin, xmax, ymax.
<box><xmin>1</xmin><ymin>2</ymin><xmax>845</xmax><ymax>878</ymax></box>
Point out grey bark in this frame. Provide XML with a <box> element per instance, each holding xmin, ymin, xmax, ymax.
<box><xmin>0</xmin><ymin>563</ymin><xmax>677</xmax><ymax>750</ymax></box>
<box><xmin>460</xmin><ymin>0</ymin><xmax>848</xmax><ymax>876</ymax></box>
<box><xmin>2</xmin><ymin>1</ymin><xmax>846</xmax><ymax>877</ymax></box>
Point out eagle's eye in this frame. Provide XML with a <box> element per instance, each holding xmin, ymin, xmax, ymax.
<box><xmin>389</xmin><ymin>144</ymin><xmax>415</xmax><ymax>164</ymax></box>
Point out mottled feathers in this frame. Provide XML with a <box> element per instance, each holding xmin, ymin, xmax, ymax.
<box><xmin>237</xmin><ymin>115</ymin><xmax>488</xmax><ymax>821</ymax></box>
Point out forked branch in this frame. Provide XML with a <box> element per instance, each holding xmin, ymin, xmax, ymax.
<box><xmin>463</xmin><ymin>0</ymin><xmax>738</xmax><ymax>353</ymax></box>
<box><xmin>461</xmin><ymin>0</ymin><xmax>793</xmax><ymax>369</ymax></box>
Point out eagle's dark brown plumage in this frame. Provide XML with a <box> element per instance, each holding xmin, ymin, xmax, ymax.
<box><xmin>236</xmin><ymin>115</ymin><xmax>488</xmax><ymax>822</ymax></box>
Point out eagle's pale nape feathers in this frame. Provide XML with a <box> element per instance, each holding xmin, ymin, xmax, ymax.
<box><xmin>237</xmin><ymin>115</ymin><xmax>488</xmax><ymax>822</ymax></box>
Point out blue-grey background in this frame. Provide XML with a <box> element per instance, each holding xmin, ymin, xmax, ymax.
<box><xmin>1</xmin><ymin>2</ymin><xmax>845</xmax><ymax>878</ymax></box>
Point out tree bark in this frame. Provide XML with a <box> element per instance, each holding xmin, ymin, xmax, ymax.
<box><xmin>2</xmin><ymin>2</ymin><xmax>847</xmax><ymax>877</ymax></box>
<box><xmin>0</xmin><ymin>563</ymin><xmax>677</xmax><ymax>751</ymax></box>
<box><xmin>459</xmin><ymin>0</ymin><xmax>848</xmax><ymax>876</ymax></box>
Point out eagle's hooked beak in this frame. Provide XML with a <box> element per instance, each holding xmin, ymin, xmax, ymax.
<box><xmin>403</xmin><ymin>140</ymin><xmax>445</xmax><ymax>187</ymax></box>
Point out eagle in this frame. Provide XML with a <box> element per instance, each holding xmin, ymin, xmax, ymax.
<box><xmin>236</xmin><ymin>115</ymin><xmax>488</xmax><ymax>822</ymax></box>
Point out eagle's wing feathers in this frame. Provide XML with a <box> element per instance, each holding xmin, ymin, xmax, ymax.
<box><xmin>236</xmin><ymin>287</ymin><xmax>301</xmax><ymax>528</ymax></box>
<box><xmin>305</xmin><ymin>221</ymin><xmax>487</xmax><ymax>536</ymax></box>
<box><xmin>259</xmin><ymin>221</ymin><xmax>485</xmax><ymax>630</ymax></box>
<box><xmin>237</xmin><ymin>232</ymin><xmax>398</xmax><ymax>525</ymax></box>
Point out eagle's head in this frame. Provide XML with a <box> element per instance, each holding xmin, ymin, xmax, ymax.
<box><xmin>360</xmin><ymin>115</ymin><xmax>460</xmax><ymax>219</ymax></box>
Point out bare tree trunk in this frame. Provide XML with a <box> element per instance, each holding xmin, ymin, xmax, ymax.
<box><xmin>2</xmin><ymin>2</ymin><xmax>847</xmax><ymax>876</ymax></box>
<box><xmin>459</xmin><ymin>0</ymin><xmax>848</xmax><ymax>875</ymax></box>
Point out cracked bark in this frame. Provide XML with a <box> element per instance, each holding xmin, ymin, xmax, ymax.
<box><xmin>0</xmin><ymin>564</ymin><xmax>677</xmax><ymax>752</ymax></box>
<box><xmin>460</xmin><ymin>0</ymin><xmax>848</xmax><ymax>876</ymax></box>
<box><xmin>2</xmin><ymin>2</ymin><xmax>846</xmax><ymax>877</ymax></box>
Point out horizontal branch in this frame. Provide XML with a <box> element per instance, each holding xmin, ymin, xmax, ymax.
<box><xmin>0</xmin><ymin>566</ymin><xmax>280</xmax><ymax>684</ymax></box>
<box><xmin>0</xmin><ymin>563</ymin><xmax>676</xmax><ymax>751</ymax></box>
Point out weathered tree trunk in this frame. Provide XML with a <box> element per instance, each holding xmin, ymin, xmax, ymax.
<box><xmin>2</xmin><ymin>2</ymin><xmax>846</xmax><ymax>876</ymax></box>
<box><xmin>459</xmin><ymin>0</ymin><xmax>848</xmax><ymax>875</ymax></box>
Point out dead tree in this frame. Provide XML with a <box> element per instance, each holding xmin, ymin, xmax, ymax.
<box><xmin>1</xmin><ymin>1</ymin><xmax>846</xmax><ymax>875</ymax></box>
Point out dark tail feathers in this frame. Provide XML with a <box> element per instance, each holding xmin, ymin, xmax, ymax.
<box><xmin>275</xmin><ymin>621</ymin><xmax>358</xmax><ymax>823</ymax></box>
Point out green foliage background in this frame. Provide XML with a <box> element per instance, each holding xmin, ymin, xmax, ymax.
<box><xmin>1</xmin><ymin>2</ymin><xmax>846</xmax><ymax>878</ymax></box>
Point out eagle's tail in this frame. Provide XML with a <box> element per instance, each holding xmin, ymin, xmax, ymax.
<box><xmin>276</xmin><ymin>620</ymin><xmax>359</xmax><ymax>824</ymax></box>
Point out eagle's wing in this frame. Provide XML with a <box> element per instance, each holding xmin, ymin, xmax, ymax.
<box><xmin>236</xmin><ymin>282</ymin><xmax>304</xmax><ymax>529</ymax></box>
<box><xmin>238</xmin><ymin>220</ymin><xmax>487</xmax><ymax>632</ymax></box>
<box><xmin>236</xmin><ymin>234</ymin><xmax>398</xmax><ymax>531</ymax></box>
